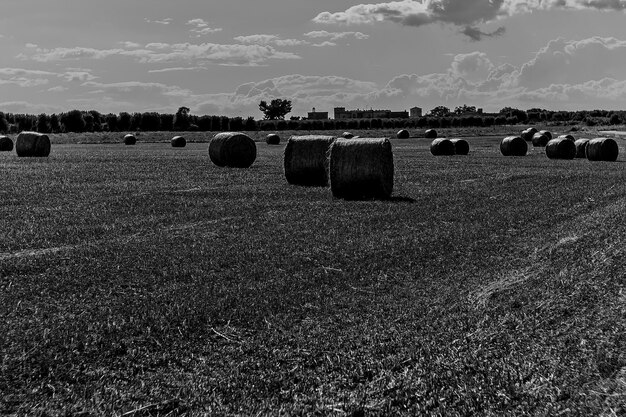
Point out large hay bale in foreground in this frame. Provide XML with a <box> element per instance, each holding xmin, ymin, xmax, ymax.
<box><xmin>546</xmin><ymin>138</ymin><xmax>576</xmax><ymax>160</ymax></box>
<box><xmin>586</xmin><ymin>137</ymin><xmax>619</xmax><ymax>161</ymax></box>
<box><xmin>500</xmin><ymin>136</ymin><xmax>527</xmax><ymax>156</ymax></box>
<box><xmin>0</xmin><ymin>135</ymin><xmax>13</xmax><ymax>152</ymax></box>
<box><xmin>430</xmin><ymin>138</ymin><xmax>455</xmax><ymax>156</ymax></box>
<box><xmin>521</xmin><ymin>127</ymin><xmax>538</xmax><ymax>142</ymax></box>
<box><xmin>124</xmin><ymin>134</ymin><xmax>136</xmax><ymax>145</ymax></box>
<box><xmin>266</xmin><ymin>134</ymin><xmax>280</xmax><ymax>145</ymax></box>
<box><xmin>425</xmin><ymin>129</ymin><xmax>437</xmax><ymax>139</ymax></box>
<box><xmin>574</xmin><ymin>139</ymin><xmax>590</xmax><ymax>158</ymax></box>
<box><xmin>209</xmin><ymin>132</ymin><xmax>257</xmax><ymax>168</ymax></box>
<box><xmin>396</xmin><ymin>129</ymin><xmax>410</xmax><ymax>139</ymax></box>
<box><xmin>284</xmin><ymin>135</ymin><xmax>336</xmax><ymax>186</ymax></box>
<box><xmin>539</xmin><ymin>130</ymin><xmax>552</xmax><ymax>140</ymax></box>
<box><xmin>329</xmin><ymin>138</ymin><xmax>394</xmax><ymax>200</ymax></box>
<box><xmin>342</xmin><ymin>132</ymin><xmax>354</xmax><ymax>139</ymax></box>
<box><xmin>450</xmin><ymin>138</ymin><xmax>470</xmax><ymax>155</ymax></box>
<box><xmin>171</xmin><ymin>135</ymin><xmax>186</xmax><ymax>148</ymax></box>
<box><xmin>16</xmin><ymin>132</ymin><xmax>50</xmax><ymax>157</ymax></box>
<box><xmin>532</xmin><ymin>133</ymin><xmax>550</xmax><ymax>147</ymax></box>
<box><xmin>558</xmin><ymin>134</ymin><xmax>575</xmax><ymax>141</ymax></box>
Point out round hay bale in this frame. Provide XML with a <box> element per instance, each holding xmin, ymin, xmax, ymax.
<box><xmin>532</xmin><ymin>133</ymin><xmax>550</xmax><ymax>147</ymax></box>
<box><xmin>342</xmin><ymin>132</ymin><xmax>354</xmax><ymax>139</ymax></box>
<box><xmin>450</xmin><ymin>138</ymin><xmax>470</xmax><ymax>155</ymax></box>
<box><xmin>329</xmin><ymin>138</ymin><xmax>393</xmax><ymax>200</ymax></box>
<box><xmin>209</xmin><ymin>132</ymin><xmax>257</xmax><ymax>168</ymax></box>
<box><xmin>558</xmin><ymin>134</ymin><xmax>575</xmax><ymax>141</ymax></box>
<box><xmin>425</xmin><ymin>129</ymin><xmax>437</xmax><ymax>139</ymax></box>
<box><xmin>16</xmin><ymin>131</ymin><xmax>51</xmax><ymax>157</ymax></box>
<box><xmin>586</xmin><ymin>137</ymin><xmax>619</xmax><ymax>162</ymax></box>
<box><xmin>266</xmin><ymin>133</ymin><xmax>280</xmax><ymax>145</ymax></box>
<box><xmin>500</xmin><ymin>136</ymin><xmax>527</xmax><ymax>156</ymax></box>
<box><xmin>284</xmin><ymin>135</ymin><xmax>336</xmax><ymax>186</ymax></box>
<box><xmin>574</xmin><ymin>138</ymin><xmax>590</xmax><ymax>158</ymax></box>
<box><xmin>171</xmin><ymin>135</ymin><xmax>186</xmax><ymax>148</ymax></box>
<box><xmin>539</xmin><ymin>130</ymin><xmax>552</xmax><ymax>140</ymax></box>
<box><xmin>124</xmin><ymin>134</ymin><xmax>136</xmax><ymax>145</ymax></box>
<box><xmin>430</xmin><ymin>138</ymin><xmax>455</xmax><ymax>156</ymax></box>
<box><xmin>521</xmin><ymin>127</ymin><xmax>538</xmax><ymax>141</ymax></box>
<box><xmin>545</xmin><ymin>138</ymin><xmax>576</xmax><ymax>160</ymax></box>
<box><xmin>396</xmin><ymin>129</ymin><xmax>410</xmax><ymax>139</ymax></box>
<box><xmin>0</xmin><ymin>135</ymin><xmax>13</xmax><ymax>152</ymax></box>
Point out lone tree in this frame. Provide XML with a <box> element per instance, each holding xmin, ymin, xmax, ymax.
<box><xmin>259</xmin><ymin>99</ymin><xmax>292</xmax><ymax>120</ymax></box>
<box><xmin>174</xmin><ymin>106</ymin><xmax>190</xmax><ymax>130</ymax></box>
<box><xmin>429</xmin><ymin>106</ymin><xmax>450</xmax><ymax>117</ymax></box>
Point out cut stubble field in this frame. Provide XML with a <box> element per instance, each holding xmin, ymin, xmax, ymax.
<box><xmin>1</xmin><ymin>133</ymin><xmax>625</xmax><ymax>415</ymax></box>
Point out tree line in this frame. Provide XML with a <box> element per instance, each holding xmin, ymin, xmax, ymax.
<box><xmin>0</xmin><ymin>106</ymin><xmax>624</xmax><ymax>134</ymax></box>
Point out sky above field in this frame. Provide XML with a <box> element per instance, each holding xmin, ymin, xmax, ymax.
<box><xmin>2</xmin><ymin>0</ymin><xmax>626</xmax><ymax>118</ymax></box>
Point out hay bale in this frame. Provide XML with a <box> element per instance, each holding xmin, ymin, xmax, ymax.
<box><xmin>209</xmin><ymin>132</ymin><xmax>257</xmax><ymax>168</ymax></box>
<box><xmin>521</xmin><ymin>127</ymin><xmax>538</xmax><ymax>141</ymax></box>
<box><xmin>425</xmin><ymin>129</ymin><xmax>437</xmax><ymax>139</ymax></box>
<box><xmin>0</xmin><ymin>135</ymin><xmax>13</xmax><ymax>152</ymax></box>
<box><xmin>430</xmin><ymin>138</ymin><xmax>455</xmax><ymax>156</ymax></box>
<box><xmin>342</xmin><ymin>132</ymin><xmax>354</xmax><ymax>139</ymax></box>
<box><xmin>450</xmin><ymin>138</ymin><xmax>470</xmax><ymax>155</ymax></box>
<box><xmin>558</xmin><ymin>134</ymin><xmax>575</xmax><ymax>141</ymax></box>
<box><xmin>16</xmin><ymin>131</ymin><xmax>50</xmax><ymax>157</ymax></box>
<box><xmin>329</xmin><ymin>138</ymin><xmax>393</xmax><ymax>200</ymax></box>
<box><xmin>171</xmin><ymin>135</ymin><xmax>186</xmax><ymax>148</ymax></box>
<box><xmin>266</xmin><ymin>133</ymin><xmax>280</xmax><ymax>145</ymax></box>
<box><xmin>539</xmin><ymin>130</ymin><xmax>552</xmax><ymax>140</ymax></box>
<box><xmin>546</xmin><ymin>138</ymin><xmax>576</xmax><ymax>160</ymax></box>
<box><xmin>500</xmin><ymin>136</ymin><xmax>527</xmax><ymax>156</ymax></box>
<box><xmin>124</xmin><ymin>134</ymin><xmax>136</xmax><ymax>145</ymax></box>
<box><xmin>586</xmin><ymin>137</ymin><xmax>619</xmax><ymax>161</ymax></box>
<box><xmin>396</xmin><ymin>129</ymin><xmax>410</xmax><ymax>139</ymax></box>
<box><xmin>532</xmin><ymin>133</ymin><xmax>550</xmax><ymax>147</ymax></box>
<box><xmin>574</xmin><ymin>139</ymin><xmax>590</xmax><ymax>158</ymax></box>
<box><xmin>284</xmin><ymin>135</ymin><xmax>336</xmax><ymax>186</ymax></box>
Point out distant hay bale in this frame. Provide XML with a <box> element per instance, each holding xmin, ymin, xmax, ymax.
<box><xmin>539</xmin><ymin>130</ymin><xmax>552</xmax><ymax>140</ymax></box>
<box><xmin>425</xmin><ymin>129</ymin><xmax>437</xmax><ymax>139</ymax></box>
<box><xmin>329</xmin><ymin>138</ymin><xmax>394</xmax><ymax>200</ymax></box>
<box><xmin>586</xmin><ymin>137</ymin><xmax>619</xmax><ymax>161</ymax></box>
<box><xmin>171</xmin><ymin>135</ymin><xmax>186</xmax><ymax>148</ymax></box>
<box><xmin>574</xmin><ymin>139</ymin><xmax>590</xmax><ymax>158</ymax></box>
<box><xmin>532</xmin><ymin>133</ymin><xmax>550</xmax><ymax>147</ymax></box>
<box><xmin>0</xmin><ymin>135</ymin><xmax>13</xmax><ymax>152</ymax></box>
<box><xmin>521</xmin><ymin>127</ymin><xmax>538</xmax><ymax>141</ymax></box>
<box><xmin>209</xmin><ymin>132</ymin><xmax>257</xmax><ymax>168</ymax></box>
<box><xmin>284</xmin><ymin>135</ymin><xmax>336</xmax><ymax>186</ymax></box>
<box><xmin>342</xmin><ymin>132</ymin><xmax>354</xmax><ymax>139</ymax></box>
<box><xmin>16</xmin><ymin>131</ymin><xmax>51</xmax><ymax>157</ymax></box>
<box><xmin>430</xmin><ymin>138</ymin><xmax>455</xmax><ymax>156</ymax></box>
<box><xmin>558</xmin><ymin>134</ymin><xmax>575</xmax><ymax>141</ymax></box>
<box><xmin>546</xmin><ymin>138</ymin><xmax>576</xmax><ymax>160</ymax></box>
<box><xmin>396</xmin><ymin>129</ymin><xmax>410</xmax><ymax>139</ymax></box>
<box><xmin>500</xmin><ymin>136</ymin><xmax>527</xmax><ymax>156</ymax></box>
<box><xmin>266</xmin><ymin>133</ymin><xmax>280</xmax><ymax>145</ymax></box>
<box><xmin>450</xmin><ymin>138</ymin><xmax>470</xmax><ymax>155</ymax></box>
<box><xmin>124</xmin><ymin>134</ymin><xmax>136</xmax><ymax>145</ymax></box>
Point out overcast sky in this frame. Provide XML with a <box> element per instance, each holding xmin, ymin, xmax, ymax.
<box><xmin>2</xmin><ymin>0</ymin><xmax>626</xmax><ymax>118</ymax></box>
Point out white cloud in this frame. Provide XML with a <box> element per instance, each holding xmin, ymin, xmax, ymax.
<box><xmin>303</xmin><ymin>30</ymin><xmax>370</xmax><ymax>41</ymax></box>
<box><xmin>145</xmin><ymin>18</ymin><xmax>172</xmax><ymax>25</ymax></box>
<box><xmin>313</xmin><ymin>0</ymin><xmax>626</xmax><ymax>40</ymax></box>
<box><xmin>186</xmin><ymin>19</ymin><xmax>222</xmax><ymax>37</ymax></box>
<box><xmin>234</xmin><ymin>34</ymin><xmax>309</xmax><ymax>47</ymax></box>
<box><xmin>19</xmin><ymin>42</ymin><xmax>301</xmax><ymax>67</ymax></box>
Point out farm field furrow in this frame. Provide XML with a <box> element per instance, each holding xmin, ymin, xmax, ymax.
<box><xmin>1</xmin><ymin>136</ymin><xmax>625</xmax><ymax>415</ymax></box>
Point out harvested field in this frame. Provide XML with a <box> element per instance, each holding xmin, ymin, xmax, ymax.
<box><xmin>1</xmin><ymin>132</ymin><xmax>625</xmax><ymax>415</ymax></box>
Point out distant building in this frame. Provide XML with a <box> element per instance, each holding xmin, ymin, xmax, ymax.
<box><xmin>307</xmin><ymin>107</ymin><xmax>329</xmax><ymax>120</ymax></box>
<box><xmin>410</xmin><ymin>107</ymin><xmax>423</xmax><ymax>118</ymax></box>
<box><xmin>334</xmin><ymin>107</ymin><xmax>409</xmax><ymax>119</ymax></box>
